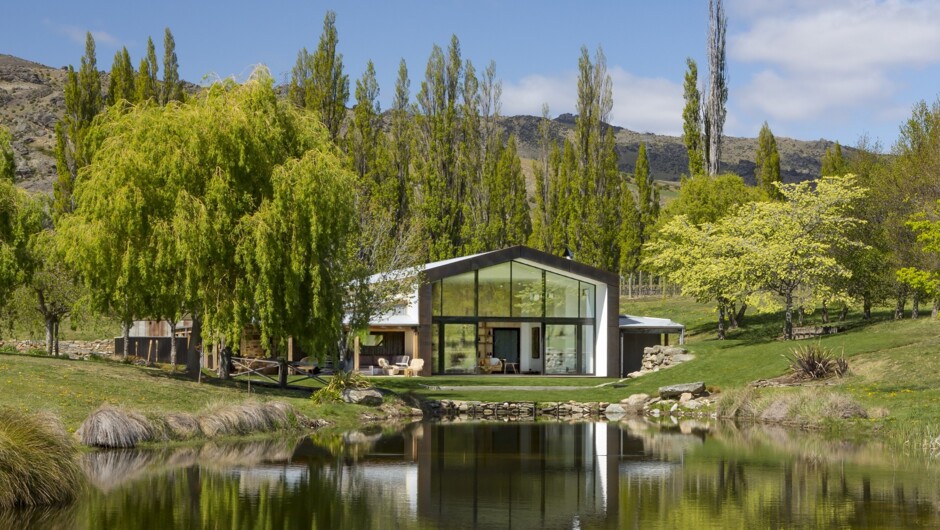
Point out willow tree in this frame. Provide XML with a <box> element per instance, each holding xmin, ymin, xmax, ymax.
<box><xmin>60</xmin><ymin>69</ymin><xmax>358</xmax><ymax>367</ymax></box>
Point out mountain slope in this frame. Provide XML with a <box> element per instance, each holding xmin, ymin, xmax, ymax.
<box><xmin>1</xmin><ymin>54</ymin><xmax>837</xmax><ymax>194</ymax></box>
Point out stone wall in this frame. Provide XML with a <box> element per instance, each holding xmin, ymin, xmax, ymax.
<box><xmin>0</xmin><ymin>339</ymin><xmax>114</xmax><ymax>357</ymax></box>
<box><xmin>427</xmin><ymin>400</ymin><xmax>609</xmax><ymax>421</ymax></box>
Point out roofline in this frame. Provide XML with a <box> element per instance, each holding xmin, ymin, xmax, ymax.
<box><xmin>423</xmin><ymin>245</ymin><xmax>620</xmax><ymax>286</ymax></box>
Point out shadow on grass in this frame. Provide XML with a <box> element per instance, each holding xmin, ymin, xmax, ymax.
<box><xmin>136</xmin><ymin>366</ymin><xmax>317</xmax><ymax>398</ymax></box>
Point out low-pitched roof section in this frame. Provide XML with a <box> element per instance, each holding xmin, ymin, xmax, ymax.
<box><xmin>423</xmin><ymin>246</ymin><xmax>620</xmax><ymax>285</ymax></box>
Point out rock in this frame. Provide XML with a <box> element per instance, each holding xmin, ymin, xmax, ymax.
<box><xmin>659</xmin><ymin>382</ymin><xmax>706</xmax><ymax>399</ymax></box>
<box><xmin>341</xmin><ymin>388</ymin><xmax>384</xmax><ymax>406</ymax></box>
<box><xmin>604</xmin><ymin>403</ymin><xmax>626</xmax><ymax>419</ymax></box>
<box><xmin>679</xmin><ymin>392</ymin><xmax>693</xmax><ymax>403</ymax></box>
<box><xmin>673</xmin><ymin>353</ymin><xmax>695</xmax><ymax>363</ymax></box>
<box><xmin>683</xmin><ymin>400</ymin><xmax>702</xmax><ymax>411</ymax></box>
<box><xmin>628</xmin><ymin>371</ymin><xmax>643</xmax><ymax>378</ymax></box>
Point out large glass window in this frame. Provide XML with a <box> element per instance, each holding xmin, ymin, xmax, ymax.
<box><xmin>432</xmin><ymin>281</ymin><xmax>442</xmax><ymax>316</ymax></box>
<box><xmin>579</xmin><ymin>282</ymin><xmax>596</xmax><ymax>319</ymax></box>
<box><xmin>442</xmin><ymin>271</ymin><xmax>476</xmax><ymax>316</ymax></box>
<box><xmin>478</xmin><ymin>263</ymin><xmax>512</xmax><ymax>317</ymax></box>
<box><xmin>512</xmin><ymin>262</ymin><xmax>543</xmax><ymax>317</ymax></box>
<box><xmin>581</xmin><ymin>325</ymin><xmax>594</xmax><ymax>374</ymax></box>
<box><xmin>544</xmin><ymin>324</ymin><xmax>577</xmax><ymax>374</ymax></box>
<box><xmin>545</xmin><ymin>272</ymin><xmax>580</xmax><ymax>318</ymax></box>
<box><xmin>442</xmin><ymin>324</ymin><xmax>477</xmax><ymax>374</ymax></box>
<box><xmin>431</xmin><ymin>323</ymin><xmax>440</xmax><ymax>373</ymax></box>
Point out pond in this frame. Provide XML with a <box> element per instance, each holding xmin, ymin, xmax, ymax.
<box><xmin>7</xmin><ymin>420</ymin><xmax>940</xmax><ymax>529</ymax></box>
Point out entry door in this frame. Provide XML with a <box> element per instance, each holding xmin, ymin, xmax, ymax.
<box><xmin>493</xmin><ymin>328</ymin><xmax>520</xmax><ymax>363</ymax></box>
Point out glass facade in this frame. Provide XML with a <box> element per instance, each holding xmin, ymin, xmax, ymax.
<box><xmin>430</xmin><ymin>261</ymin><xmax>599</xmax><ymax>375</ymax></box>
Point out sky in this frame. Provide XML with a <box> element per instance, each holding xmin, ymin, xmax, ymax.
<box><xmin>5</xmin><ymin>0</ymin><xmax>940</xmax><ymax>150</ymax></box>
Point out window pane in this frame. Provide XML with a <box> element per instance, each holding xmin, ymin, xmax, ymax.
<box><xmin>442</xmin><ymin>272</ymin><xmax>476</xmax><ymax>316</ymax></box>
<box><xmin>544</xmin><ymin>324</ymin><xmax>577</xmax><ymax>374</ymax></box>
<box><xmin>431</xmin><ymin>281</ymin><xmax>442</xmax><ymax>317</ymax></box>
<box><xmin>443</xmin><ymin>324</ymin><xmax>476</xmax><ymax>374</ymax></box>
<box><xmin>581</xmin><ymin>325</ymin><xmax>594</xmax><ymax>374</ymax></box>
<box><xmin>512</xmin><ymin>262</ymin><xmax>543</xmax><ymax>317</ymax></box>
<box><xmin>478</xmin><ymin>263</ymin><xmax>511</xmax><ymax>317</ymax></box>
<box><xmin>431</xmin><ymin>323</ymin><xmax>440</xmax><ymax>374</ymax></box>
<box><xmin>580</xmin><ymin>282</ymin><xmax>596</xmax><ymax>319</ymax></box>
<box><xmin>545</xmin><ymin>272</ymin><xmax>579</xmax><ymax>318</ymax></box>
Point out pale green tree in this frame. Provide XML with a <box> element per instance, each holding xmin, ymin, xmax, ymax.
<box><xmin>0</xmin><ymin>126</ymin><xmax>14</xmax><ymax>182</ymax></box>
<box><xmin>161</xmin><ymin>28</ymin><xmax>183</xmax><ymax>104</ymax></box>
<box><xmin>682</xmin><ymin>58</ymin><xmax>704</xmax><ymax>176</ymax></box>
<box><xmin>289</xmin><ymin>10</ymin><xmax>349</xmax><ymax>142</ymax></box>
<box><xmin>755</xmin><ymin>122</ymin><xmax>781</xmax><ymax>199</ymax></box>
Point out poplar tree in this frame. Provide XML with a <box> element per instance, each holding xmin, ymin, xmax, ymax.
<box><xmin>290</xmin><ymin>10</ymin><xmax>349</xmax><ymax>142</ymax></box>
<box><xmin>704</xmin><ymin>0</ymin><xmax>728</xmax><ymax>176</ymax></box>
<box><xmin>136</xmin><ymin>37</ymin><xmax>159</xmax><ymax>103</ymax></box>
<box><xmin>388</xmin><ymin>58</ymin><xmax>411</xmax><ymax>221</ymax></box>
<box><xmin>0</xmin><ymin>126</ymin><xmax>14</xmax><ymax>182</ymax></box>
<box><xmin>682</xmin><ymin>58</ymin><xmax>704</xmax><ymax>176</ymax></box>
<box><xmin>755</xmin><ymin>121</ymin><xmax>782</xmax><ymax>199</ymax></box>
<box><xmin>530</xmin><ymin>104</ymin><xmax>554</xmax><ymax>251</ymax></box>
<box><xmin>161</xmin><ymin>28</ymin><xmax>183</xmax><ymax>104</ymax></box>
<box><xmin>347</xmin><ymin>60</ymin><xmax>381</xmax><ymax>184</ymax></box>
<box><xmin>53</xmin><ymin>32</ymin><xmax>102</xmax><ymax>219</ymax></box>
<box><xmin>107</xmin><ymin>47</ymin><xmax>136</xmax><ymax>105</ymax></box>
<box><xmin>821</xmin><ymin>141</ymin><xmax>847</xmax><ymax>176</ymax></box>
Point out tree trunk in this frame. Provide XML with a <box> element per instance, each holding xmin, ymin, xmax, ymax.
<box><xmin>735</xmin><ymin>303</ymin><xmax>747</xmax><ymax>327</ymax></box>
<box><xmin>784</xmin><ymin>292</ymin><xmax>794</xmax><ymax>340</ymax></box>
<box><xmin>53</xmin><ymin>319</ymin><xmax>59</xmax><ymax>356</ymax></box>
<box><xmin>717</xmin><ymin>301</ymin><xmax>726</xmax><ymax>340</ymax></box>
<box><xmin>821</xmin><ymin>301</ymin><xmax>829</xmax><ymax>324</ymax></box>
<box><xmin>863</xmin><ymin>297</ymin><xmax>872</xmax><ymax>320</ymax></box>
<box><xmin>797</xmin><ymin>306</ymin><xmax>805</xmax><ymax>327</ymax></box>
<box><xmin>912</xmin><ymin>293</ymin><xmax>920</xmax><ymax>319</ymax></box>
<box><xmin>727</xmin><ymin>301</ymin><xmax>738</xmax><ymax>329</ymax></box>
<box><xmin>122</xmin><ymin>321</ymin><xmax>130</xmax><ymax>359</ymax></box>
<box><xmin>45</xmin><ymin>316</ymin><xmax>54</xmax><ymax>356</ymax></box>
<box><xmin>932</xmin><ymin>299</ymin><xmax>939</xmax><ymax>320</ymax></box>
<box><xmin>839</xmin><ymin>305</ymin><xmax>849</xmax><ymax>322</ymax></box>
<box><xmin>185</xmin><ymin>313</ymin><xmax>202</xmax><ymax>379</ymax></box>
<box><xmin>895</xmin><ymin>296</ymin><xmax>906</xmax><ymax>320</ymax></box>
<box><xmin>168</xmin><ymin>319</ymin><xmax>178</xmax><ymax>370</ymax></box>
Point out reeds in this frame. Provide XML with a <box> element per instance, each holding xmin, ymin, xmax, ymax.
<box><xmin>75</xmin><ymin>401</ymin><xmax>303</xmax><ymax>448</ymax></box>
<box><xmin>0</xmin><ymin>408</ymin><xmax>84</xmax><ymax>508</ymax></box>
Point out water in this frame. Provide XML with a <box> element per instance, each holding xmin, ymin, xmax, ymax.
<box><xmin>8</xmin><ymin>420</ymin><xmax>940</xmax><ymax>529</ymax></box>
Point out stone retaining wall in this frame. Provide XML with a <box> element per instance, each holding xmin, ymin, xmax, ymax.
<box><xmin>0</xmin><ymin>339</ymin><xmax>114</xmax><ymax>357</ymax></box>
<box><xmin>426</xmin><ymin>400</ymin><xmax>610</xmax><ymax>421</ymax></box>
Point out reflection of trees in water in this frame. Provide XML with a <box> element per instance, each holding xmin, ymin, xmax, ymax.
<box><xmin>615</xmin><ymin>419</ymin><xmax>940</xmax><ymax>528</ymax></box>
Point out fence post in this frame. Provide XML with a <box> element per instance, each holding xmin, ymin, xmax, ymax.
<box><xmin>278</xmin><ymin>358</ymin><xmax>288</xmax><ymax>388</ymax></box>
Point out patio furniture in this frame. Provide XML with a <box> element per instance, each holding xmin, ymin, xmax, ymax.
<box><xmin>392</xmin><ymin>355</ymin><xmax>410</xmax><ymax>370</ymax></box>
<box><xmin>503</xmin><ymin>362</ymin><xmax>519</xmax><ymax>374</ymax></box>
<box><xmin>378</xmin><ymin>358</ymin><xmax>400</xmax><ymax>376</ymax></box>
<box><xmin>404</xmin><ymin>358</ymin><xmax>425</xmax><ymax>377</ymax></box>
<box><xmin>478</xmin><ymin>356</ymin><xmax>503</xmax><ymax>374</ymax></box>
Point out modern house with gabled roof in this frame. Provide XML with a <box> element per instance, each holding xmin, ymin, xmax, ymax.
<box><xmin>355</xmin><ymin>246</ymin><xmax>683</xmax><ymax>377</ymax></box>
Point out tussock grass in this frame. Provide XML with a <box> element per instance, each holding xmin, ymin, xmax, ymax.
<box><xmin>717</xmin><ymin>387</ymin><xmax>868</xmax><ymax>428</ymax></box>
<box><xmin>0</xmin><ymin>408</ymin><xmax>83</xmax><ymax>508</ymax></box>
<box><xmin>163</xmin><ymin>413</ymin><xmax>203</xmax><ymax>440</ymax></box>
<box><xmin>76</xmin><ymin>405</ymin><xmax>154</xmax><ymax>448</ymax></box>
<box><xmin>196</xmin><ymin>401</ymin><xmax>297</xmax><ymax>438</ymax></box>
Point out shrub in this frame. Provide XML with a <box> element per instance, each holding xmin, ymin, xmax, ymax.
<box><xmin>0</xmin><ymin>408</ymin><xmax>84</xmax><ymax>508</ymax></box>
<box><xmin>785</xmin><ymin>343</ymin><xmax>848</xmax><ymax>379</ymax></box>
<box><xmin>312</xmin><ymin>370</ymin><xmax>373</xmax><ymax>404</ymax></box>
<box><xmin>76</xmin><ymin>405</ymin><xmax>155</xmax><ymax>448</ymax></box>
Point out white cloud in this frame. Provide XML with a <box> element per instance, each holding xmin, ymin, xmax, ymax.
<box><xmin>730</xmin><ymin>0</ymin><xmax>940</xmax><ymax>119</ymax></box>
<box><xmin>44</xmin><ymin>20</ymin><xmax>119</xmax><ymax>47</ymax></box>
<box><xmin>501</xmin><ymin>67</ymin><xmax>684</xmax><ymax>135</ymax></box>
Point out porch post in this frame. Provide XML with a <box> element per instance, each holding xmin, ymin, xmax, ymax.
<box><xmin>353</xmin><ymin>336</ymin><xmax>361</xmax><ymax>372</ymax></box>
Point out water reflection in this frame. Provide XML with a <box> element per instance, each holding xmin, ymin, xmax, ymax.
<box><xmin>8</xmin><ymin>420</ymin><xmax>940</xmax><ymax>529</ymax></box>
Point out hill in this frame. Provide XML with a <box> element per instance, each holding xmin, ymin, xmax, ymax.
<box><xmin>1</xmin><ymin>53</ymin><xmax>839</xmax><ymax>194</ymax></box>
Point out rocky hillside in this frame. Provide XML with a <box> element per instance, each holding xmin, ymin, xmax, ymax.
<box><xmin>1</xmin><ymin>53</ymin><xmax>837</xmax><ymax>195</ymax></box>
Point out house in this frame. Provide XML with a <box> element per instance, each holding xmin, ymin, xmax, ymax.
<box><xmin>357</xmin><ymin>246</ymin><xmax>684</xmax><ymax>377</ymax></box>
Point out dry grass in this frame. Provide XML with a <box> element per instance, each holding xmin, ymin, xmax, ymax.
<box><xmin>162</xmin><ymin>413</ymin><xmax>203</xmax><ymax>440</ymax></box>
<box><xmin>716</xmin><ymin>387</ymin><xmax>868</xmax><ymax>427</ymax></box>
<box><xmin>0</xmin><ymin>408</ymin><xmax>84</xmax><ymax>508</ymax></box>
<box><xmin>196</xmin><ymin>401</ymin><xmax>297</xmax><ymax>438</ymax></box>
<box><xmin>76</xmin><ymin>405</ymin><xmax>155</xmax><ymax>448</ymax></box>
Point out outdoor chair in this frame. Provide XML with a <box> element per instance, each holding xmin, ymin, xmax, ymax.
<box><xmin>378</xmin><ymin>357</ymin><xmax>400</xmax><ymax>376</ymax></box>
<box><xmin>478</xmin><ymin>356</ymin><xmax>503</xmax><ymax>374</ymax></box>
<box><xmin>392</xmin><ymin>355</ymin><xmax>410</xmax><ymax>370</ymax></box>
<box><xmin>404</xmin><ymin>358</ymin><xmax>425</xmax><ymax>377</ymax></box>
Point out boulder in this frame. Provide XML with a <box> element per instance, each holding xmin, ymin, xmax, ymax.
<box><xmin>618</xmin><ymin>393</ymin><xmax>650</xmax><ymax>415</ymax></box>
<box><xmin>679</xmin><ymin>392</ymin><xmax>693</xmax><ymax>403</ymax></box>
<box><xmin>341</xmin><ymin>388</ymin><xmax>384</xmax><ymax>406</ymax></box>
<box><xmin>604</xmin><ymin>403</ymin><xmax>626</xmax><ymax>419</ymax></box>
<box><xmin>659</xmin><ymin>382</ymin><xmax>706</xmax><ymax>399</ymax></box>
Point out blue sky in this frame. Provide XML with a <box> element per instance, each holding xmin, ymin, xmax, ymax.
<box><xmin>5</xmin><ymin>0</ymin><xmax>940</xmax><ymax>149</ymax></box>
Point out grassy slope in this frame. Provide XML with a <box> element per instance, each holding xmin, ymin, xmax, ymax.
<box><xmin>5</xmin><ymin>297</ymin><xmax>938</xmax><ymax>436</ymax></box>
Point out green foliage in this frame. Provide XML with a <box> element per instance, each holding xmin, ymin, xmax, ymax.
<box><xmin>682</xmin><ymin>58</ymin><xmax>704</xmax><ymax>176</ymax></box>
<box><xmin>135</xmin><ymin>37</ymin><xmax>159</xmax><ymax>103</ymax></box>
<box><xmin>59</xmin><ymin>68</ymin><xmax>358</xmax><ymax>359</ymax></box>
<box><xmin>160</xmin><ymin>28</ymin><xmax>183</xmax><ymax>105</ymax></box>
<box><xmin>755</xmin><ymin>122</ymin><xmax>781</xmax><ymax>199</ymax></box>
<box><xmin>0</xmin><ymin>125</ymin><xmax>15</xmax><ymax>182</ymax></box>
<box><xmin>785</xmin><ymin>343</ymin><xmax>848</xmax><ymax>379</ymax></box>
<box><xmin>821</xmin><ymin>141</ymin><xmax>847</xmax><ymax>177</ymax></box>
<box><xmin>289</xmin><ymin>10</ymin><xmax>349</xmax><ymax>141</ymax></box>
<box><xmin>662</xmin><ymin>173</ymin><xmax>762</xmax><ymax>226</ymax></box>
<box><xmin>312</xmin><ymin>370</ymin><xmax>373</xmax><ymax>404</ymax></box>
<box><xmin>107</xmin><ymin>47</ymin><xmax>136</xmax><ymax>105</ymax></box>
